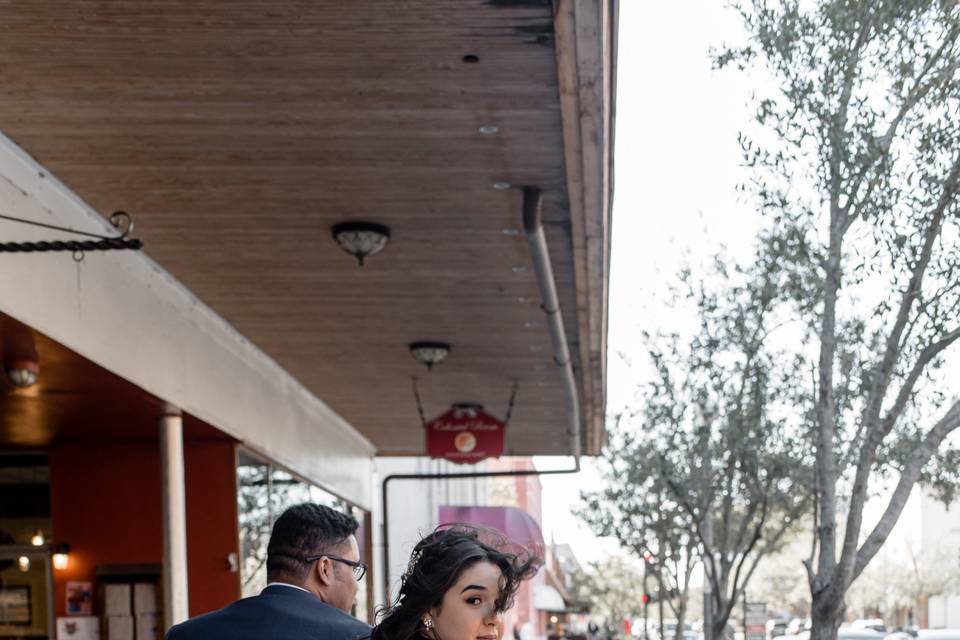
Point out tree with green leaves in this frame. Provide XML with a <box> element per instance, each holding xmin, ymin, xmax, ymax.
<box><xmin>715</xmin><ymin>2</ymin><xmax>960</xmax><ymax>638</ymax></box>
<box><xmin>581</xmin><ymin>260</ymin><xmax>810</xmax><ymax>640</ymax></box>
<box><xmin>746</xmin><ymin>526</ymin><xmax>815</xmax><ymax>619</ymax></box>
<box><xmin>579</xmin><ymin>461</ymin><xmax>698</xmax><ymax>640</ymax></box>
<box><xmin>568</xmin><ymin>555</ymin><xmax>651</xmax><ymax>637</ymax></box>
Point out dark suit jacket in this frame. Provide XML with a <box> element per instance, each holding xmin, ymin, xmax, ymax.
<box><xmin>165</xmin><ymin>585</ymin><xmax>372</xmax><ymax>640</ymax></box>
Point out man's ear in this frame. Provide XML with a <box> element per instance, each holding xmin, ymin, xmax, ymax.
<box><xmin>315</xmin><ymin>557</ymin><xmax>335</xmax><ymax>586</ymax></box>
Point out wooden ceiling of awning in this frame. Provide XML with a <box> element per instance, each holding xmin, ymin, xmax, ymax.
<box><xmin>0</xmin><ymin>314</ymin><xmax>231</xmax><ymax>446</ymax></box>
<box><xmin>0</xmin><ymin>0</ymin><xmax>608</xmax><ymax>455</ymax></box>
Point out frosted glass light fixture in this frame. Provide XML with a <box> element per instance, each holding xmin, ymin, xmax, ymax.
<box><xmin>6</xmin><ymin>358</ymin><xmax>38</xmax><ymax>387</ymax></box>
<box><xmin>409</xmin><ymin>342</ymin><xmax>451</xmax><ymax>371</ymax></box>
<box><xmin>331</xmin><ymin>221</ymin><xmax>391</xmax><ymax>266</ymax></box>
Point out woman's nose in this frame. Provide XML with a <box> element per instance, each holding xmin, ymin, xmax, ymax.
<box><xmin>484</xmin><ymin>608</ymin><xmax>503</xmax><ymax>625</ymax></box>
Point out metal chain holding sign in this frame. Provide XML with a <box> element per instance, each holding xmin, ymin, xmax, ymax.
<box><xmin>0</xmin><ymin>210</ymin><xmax>143</xmax><ymax>260</ymax></box>
<box><xmin>412</xmin><ymin>377</ymin><xmax>428</xmax><ymax>428</ymax></box>
<box><xmin>412</xmin><ymin>377</ymin><xmax>519</xmax><ymax>425</ymax></box>
<box><xmin>503</xmin><ymin>380</ymin><xmax>519</xmax><ymax>425</ymax></box>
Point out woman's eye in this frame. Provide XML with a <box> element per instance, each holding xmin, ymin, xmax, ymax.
<box><xmin>465</xmin><ymin>596</ymin><xmax>482</xmax><ymax>605</ymax></box>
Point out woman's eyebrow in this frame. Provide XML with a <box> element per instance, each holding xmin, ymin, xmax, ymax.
<box><xmin>460</xmin><ymin>584</ymin><xmax>487</xmax><ymax>593</ymax></box>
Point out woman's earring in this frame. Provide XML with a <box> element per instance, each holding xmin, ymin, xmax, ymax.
<box><xmin>424</xmin><ymin>619</ymin><xmax>434</xmax><ymax>629</ymax></box>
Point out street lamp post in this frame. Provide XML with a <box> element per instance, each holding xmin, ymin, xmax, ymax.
<box><xmin>702</xmin><ymin>516</ymin><xmax>714</xmax><ymax>640</ymax></box>
<box><xmin>642</xmin><ymin>557</ymin><xmax>649</xmax><ymax>640</ymax></box>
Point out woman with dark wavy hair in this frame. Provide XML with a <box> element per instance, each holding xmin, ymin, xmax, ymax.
<box><xmin>371</xmin><ymin>525</ymin><xmax>541</xmax><ymax>640</ymax></box>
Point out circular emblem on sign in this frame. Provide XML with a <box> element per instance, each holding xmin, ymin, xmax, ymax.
<box><xmin>454</xmin><ymin>431</ymin><xmax>477</xmax><ymax>453</ymax></box>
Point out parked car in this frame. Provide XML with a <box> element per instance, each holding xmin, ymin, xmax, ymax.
<box><xmin>841</xmin><ymin>632</ymin><xmax>888</xmax><ymax>640</ymax></box>
<box><xmin>785</xmin><ymin>620</ymin><xmax>811</xmax><ymax>636</ymax></box>
<box><xmin>917</xmin><ymin>631</ymin><xmax>960</xmax><ymax>640</ymax></box>
<box><xmin>635</xmin><ymin>620</ymin><xmax>694</xmax><ymax>640</ymax></box>
<box><xmin>851</xmin><ymin>620</ymin><xmax>887</xmax><ymax>634</ymax></box>
<box><xmin>793</xmin><ymin>629</ymin><xmax>885</xmax><ymax>640</ymax></box>
<box><xmin>768</xmin><ymin>621</ymin><xmax>789</xmax><ymax>639</ymax></box>
<box><xmin>885</xmin><ymin>628</ymin><xmax>918</xmax><ymax>640</ymax></box>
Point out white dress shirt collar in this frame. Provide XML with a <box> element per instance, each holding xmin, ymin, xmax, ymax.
<box><xmin>264</xmin><ymin>582</ymin><xmax>311</xmax><ymax>594</ymax></box>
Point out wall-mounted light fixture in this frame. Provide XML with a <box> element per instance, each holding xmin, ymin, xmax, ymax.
<box><xmin>6</xmin><ymin>358</ymin><xmax>38</xmax><ymax>388</ymax></box>
<box><xmin>2</xmin><ymin>317</ymin><xmax>39</xmax><ymax>388</ymax></box>
<box><xmin>17</xmin><ymin>556</ymin><xmax>30</xmax><ymax>573</ymax></box>
<box><xmin>31</xmin><ymin>529</ymin><xmax>45</xmax><ymax>546</ymax></box>
<box><xmin>409</xmin><ymin>342</ymin><xmax>451</xmax><ymax>371</ymax></box>
<box><xmin>52</xmin><ymin>542</ymin><xmax>70</xmax><ymax>570</ymax></box>
<box><xmin>331</xmin><ymin>221</ymin><xmax>391</xmax><ymax>266</ymax></box>
<box><xmin>227</xmin><ymin>552</ymin><xmax>239</xmax><ymax>573</ymax></box>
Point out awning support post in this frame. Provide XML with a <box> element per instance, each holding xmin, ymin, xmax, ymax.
<box><xmin>160</xmin><ymin>404</ymin><xmax>189</xmax><ymax>629</ymax></box>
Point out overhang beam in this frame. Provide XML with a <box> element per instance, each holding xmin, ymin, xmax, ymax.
<box><xmin>554</xmin><ymin>0</ymin><xmax>616</xmax><ymax>454</ymax></box>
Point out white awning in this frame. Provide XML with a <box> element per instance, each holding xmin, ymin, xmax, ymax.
<box><xmin>0</xmin><ymin>133</ymin><xmax>375</xmax><ymax>509</ymax></box>
<box><xmin>534</xmin><ymin>585</ymin><xmax>567</xmax><ymax>612</ymax></box>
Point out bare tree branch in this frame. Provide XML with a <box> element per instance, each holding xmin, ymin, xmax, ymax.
<box><xmin>852</xmin><ymin>399</ymin><xmax>960</xmax><ymax>582</ymax></box>
<box><xmin>882</xmin><ymin>326</ymin><xmax>960</xmax><ymax>432</ymax></box>
<box><xmin>844</xmin><ymin>22</ymin><xmax>960</xmax><ymax>221</ymax></box>
<box><xmin>838</xmin><ymin>152</ymin><xmax>960</xmax><ymax>584</ymax></box>
<box><xmin>830</xmin><ymin>4</ymin><xmax>877</xmax><ymax>213</ymax></box>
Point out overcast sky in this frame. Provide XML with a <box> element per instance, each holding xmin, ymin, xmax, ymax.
<box><xmin>534</xmin><ymin>0</ymin><xmax>765</xmax><ymax>564</ymax></box>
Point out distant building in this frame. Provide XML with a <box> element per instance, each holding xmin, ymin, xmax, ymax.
<box><xmin>860</xmin><ymin>486</ymin><xmax>960</xmax><ymax>628</ymax></box>
<box><xmin>377</xmin><ymin>456</ymin><xmax>587</xmax><ymax>640</ymax></box>
<box><xmin>914</xmin><ymin>490</ymin><xmax>960</xmax><ymax>628</ymax></box>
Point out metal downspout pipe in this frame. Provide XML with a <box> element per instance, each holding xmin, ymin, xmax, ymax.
<box><xmin>521</xmin><ymin>186</ymin><xmax>582</xmax><ymax>459</ymax></box>
<box><xmin>379</xmin><ymin>186</ymin><xmax>582</xmax><ymax>604</ymax></box>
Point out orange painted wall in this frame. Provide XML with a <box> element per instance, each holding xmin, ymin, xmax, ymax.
<box><xmin>49</xmin><ymin>440</ymin><xmax>240</xmax><ymax>618</ymax></box>
<box><xmin>184</xmin><ymin>442</ymin><xmax>241</xmax><ymax>616</ymax></box>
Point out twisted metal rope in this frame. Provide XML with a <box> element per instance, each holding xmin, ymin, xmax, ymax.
<box><xmin>0</xmin><ymin>238</ymin><xmax>143</xmax><ymax>252</ymax></box>
<box><xmin>0</xmin><ymin>210</ymin><xmax>143</xmax><ymax>258</ymax></box>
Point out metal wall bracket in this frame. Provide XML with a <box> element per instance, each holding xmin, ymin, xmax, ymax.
<box><xmin>0</xmin><ymin>210</ymin><xmax>144</xmax><ymax>259</ymax></box>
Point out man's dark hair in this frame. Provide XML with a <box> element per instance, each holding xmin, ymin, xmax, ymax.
<box><xmin>266</xmin><ymin>503</ymin><xmax>359</xmax><ymax>581</ymax></box>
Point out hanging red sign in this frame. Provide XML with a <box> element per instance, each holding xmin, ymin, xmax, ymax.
<box><xmin>425</xmin><ymin>403</ymin><xmax>505</xmax><ymax>464</ymax></box>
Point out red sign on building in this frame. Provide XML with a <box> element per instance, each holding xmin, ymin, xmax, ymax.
<box><xmin>425</xmin><ymin>403</ymin><xmax>505</xmax><ymax>464</ymax></box>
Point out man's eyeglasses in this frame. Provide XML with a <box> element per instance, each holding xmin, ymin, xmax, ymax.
<box><xmin>304</xmin><ymin>554</ymin><xmax>367</xmax><ymax>581</ymax></box>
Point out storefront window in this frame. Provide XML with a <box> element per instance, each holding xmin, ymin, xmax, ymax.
<box><xmin>236</xmin><ymin>453</ymin><xmax>271</xmax><ymax>597</ymax></box>
<box><xmin>236</xmin><ymin>450</ymin><xmax>369</xmax><ymax>620</ymax></box>
<box><xmin>0</xmin><ymin>454</ymin><xmax>53</xmax><ymax>640</ymax></box>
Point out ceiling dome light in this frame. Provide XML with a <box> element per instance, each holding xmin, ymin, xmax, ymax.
<box><xmin>6</xmin><ymin>358</ymin><xmax>38</xmax><ymax>388</ymax></box>
<box><xmin>409</xmin><ymin>342</ymin><xmax>451</xmax><ymax>371</ymax></box>
<box><xmin>332</xmin><ymin>221</ymin><xmax>391</xmax><ymax>266</ymax></box>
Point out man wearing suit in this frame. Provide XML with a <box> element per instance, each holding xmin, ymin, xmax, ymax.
<box><xmin>166</xmin><ymin>503</ymin><xmax>371</xmax><ymax>640</ymax></box>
